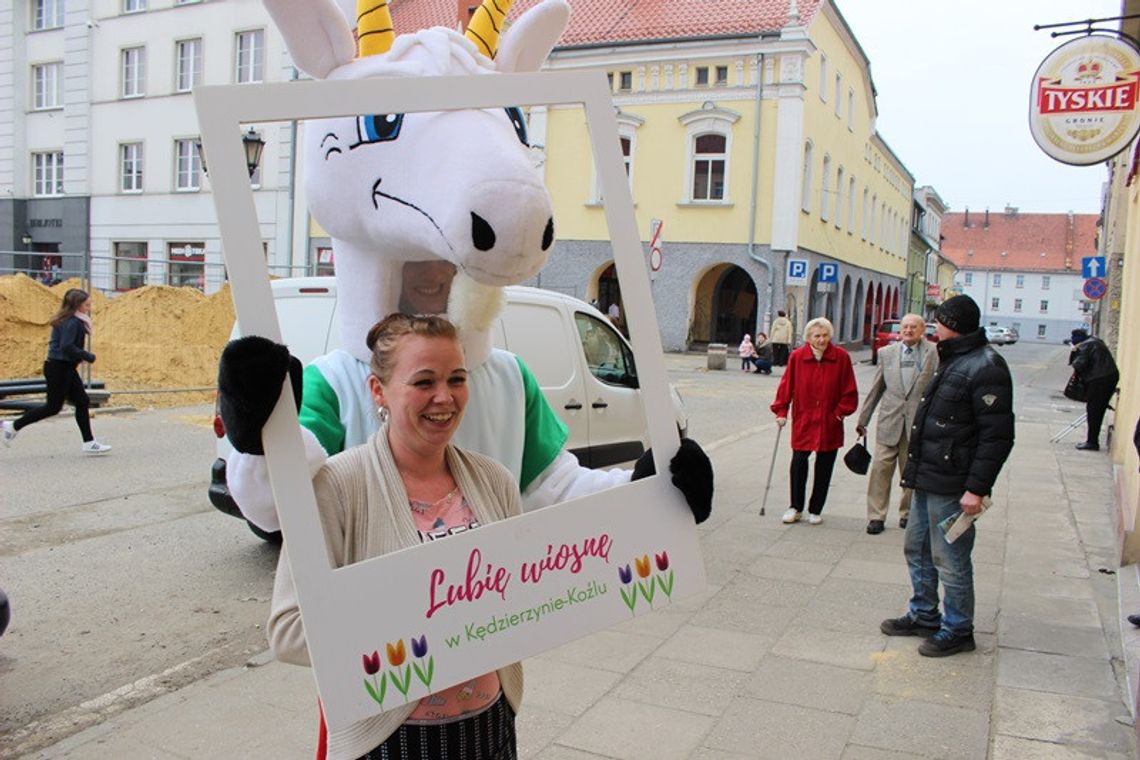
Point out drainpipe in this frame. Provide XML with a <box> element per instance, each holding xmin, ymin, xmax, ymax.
<box><xmin>746</xmin><ymin>52</ymin><xmax>773</xmax><ymax>334</ymax></box>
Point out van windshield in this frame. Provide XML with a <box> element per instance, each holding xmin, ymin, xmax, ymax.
<box><xmin>574</xmin><ymin>313</ymin><xmax>638</xmax><ymax>388</ymax></box>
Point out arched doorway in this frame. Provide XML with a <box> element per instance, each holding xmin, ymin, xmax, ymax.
<box><xmin>692</xmin><ymin>264</ymin><xmax>758</xmax><ymax>344</ymax></box>
<box><xmin>839</xmin><ymin>275</ymin><xmax>852</xmax><ymax>342</ymax></box>
<box><xmin>597</xmin><ymin>263</ymin><xmax>621</xmax><ymax>315</ymax></box>
<box><xmin>853</xmin><ymin>279</ymin><xmax>864</xmax><ymax>343</ymax></box>
<box><xmin>863</xmin><ymin>285</ymin><xmax>874</xmax><ymax>344</ymax></box>
<box><xmin>889</xmin><ymin>287</ymin><xmax>900</xmax><ymax>320</ymax></box>
<box><xmin>874</xmin><ymin>283</ymin><xmax>884</xmax><ymax>328</ymax></box>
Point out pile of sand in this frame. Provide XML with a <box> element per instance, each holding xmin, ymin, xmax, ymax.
<box><xmin>0</xmin><ymin>274</ymin><xmax>235</xmax><ymax>408</ymax></box>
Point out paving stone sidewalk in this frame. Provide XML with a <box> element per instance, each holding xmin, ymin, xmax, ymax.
<box><xmin>36</xmin><ymin>350</ymin><xmax>1139</xmax><ymax>759</ymax></box>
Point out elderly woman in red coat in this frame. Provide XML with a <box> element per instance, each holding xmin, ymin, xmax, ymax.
<box><xmin>770</xmin><ymin>317</ymin><xmax>858</xmax><ymax>525</ymax></box>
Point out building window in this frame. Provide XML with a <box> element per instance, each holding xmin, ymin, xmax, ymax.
<box><xmin>1013</xmin><ymin>298</ymin><xmax>1022</xmax><ymax>312</ymax></box>
<box><xmin>694</xmin><ymin>66</ymin><xmax>709</xmax><ymax>86</ymax></box>
<box><xmin>1041</xmin><ymin>275</ymin><xmax>1050</xmax><ymax>289</ymax></box>
<box><xmin>175</xmin><ymin>38</ymin><xmax>203</xmax><ymax>92</ymax></box>
<box><xmin>801</xmin><ymin>141</ymin><xmax>813</xmax><ymax>212</ymax></box>
<box><xmin>606</xmin><ymin>72</ymin><xmax>614</xmax><ymax>91</ymax></box>
<box><xmin>122</xmin><ymin>46</ymin><xmax>146</xmax><ymax>98</ymax></box>
<box><xmin>847</xmin><ymin>175</ymin><xmax>855</xmax><ymax>233</ymax></box>
<box><xmin>618</xmin><ymin>70</ymin><xmax>632</xmax><ymax>91</ymax></box>
<box><xmin>715</xmin><ymin>65</ymin><xmax>728</xmax><ymax>86</ymax></box>
<box><xmin>1040</xmin><ymin>299</ymin><xmax>1048</xmax><ymax>313</ymax></box>
<box><xmin>992</xmin><ymin>273</ymin><xmax>1002</xmax><ymax>287</ymax></box>
<box><xmin>1015</xmin><ymin>274</ymin><xmax>1024</xmax><ymax>288</ymax></box>
<box><xmin>32</xmin><ymin>61</ymin><xmax>62</xmax><ymax>110</ymax></box>
<box><xmin>120</xmin><ymin>142</ymin><xmax>143</xmax><ymax>192</ymax></box>
<box><xmin>234</xmin><ymin>29</ymin><xmax>265</xmax><ymax>84</ymax></box>
<box><xmin>861</xmin><ymin>188</ymin><xmax>868</xmax><ymax>240</ymax></box>
<box><xmin>1037</xmin><ymin>324</ymin><xmax>1047</xmax><ymax>339</ymax></box>
<box><xmin>33</xmin><ymin>151</ymin><xmax>64</xmax><ymax>196</ymax></box>
<box><xmin>174</xmin><ymin>138</ymin><xmax>201</xmax><ymax>191</ymax></box>
<box><xmin>820</xmin><ymin>154</ymin><xmax>831</xmax><ymax>221</ymax></box>
<box><xmin>869</xmin><ymin>194</ymin><xmax>877</xmax><ymax>244</ymax></box>
<box><xmin>964</xmin><ymin>272</ymin><xmax>973</xmax><ymax>286</ymax></box>
<box><xmin>991</xmin><ymin>297</ymin><xmax>999</xmax><ymax>310</ymax></box>
<box><xmin>168</xmin><ymin>242</ymin><xmax>205</xmax><ymax>288</ymax></box>
<box><xmin>316</xmin><ymin>246</ymin><xmax>335</xmax><ymax>277</ymax></box>
<box><xmin>691</xmin><ymin>133</ymin><xmax>726</xmax><ymax>201</ymax></box>
<box><xmin>847</xmin><ymin>88</ymin><xmax>854</xmax><ymax>129</ymax></box>
<box><xmin>834</xmin><ymin>166</ymin><xmax>844</xmax><ymax>228</ymax></box>
<box><xmin>123</xmin><ymin>0</ymin><xmax>146</xmax><ymax>12</ymax></box>
<box><xmin>818</xmin><ymin>54</ymin><xmax>828</xmax><ymax>101</ymax></box>
<box><xmin>114</xmin><ymin>241</ymin><xmax>147</xmax><ymax>290</ymax></box>
<box><xmin>33</xmin><ymin>0</ymin><xmax>64</xmax><ymax>30</ymax></box>
<box><xmin>834</xmin><ymin>73</ymin><xmax>842</xmax><ymax>116</ymax></box>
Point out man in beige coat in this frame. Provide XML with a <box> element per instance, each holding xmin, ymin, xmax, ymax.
<box><xmin>856</xmin><ymin>313</ymin><xmax>938</xmax><ymax>534</ymax></box>
<box><xmin>769</xmin><ymin>310</ymin><xmax>793</xmax><ymax>366</ymax></box>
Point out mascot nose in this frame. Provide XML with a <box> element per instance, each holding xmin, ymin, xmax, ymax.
<box><xmin>542</xmin><ymin>217</ymin><xmax>554</xmax><ymax>251</ymax></box>
<box><xmin>470</xmin><ymin>213</ymin><xmax>555</xmax><ymax>253</ymax></box>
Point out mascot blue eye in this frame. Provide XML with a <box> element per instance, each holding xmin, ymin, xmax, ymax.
<box><xmin>354</xmin><ymin>114</ymin><xmax>403</xmax><ymax>145</ymax></box>
<box><xmin>505</xmin><ymin>107</ymin><xmax>528</xmax><ymax>146</ymax></box>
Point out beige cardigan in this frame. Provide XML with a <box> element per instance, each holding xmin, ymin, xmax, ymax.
<box><xmin>267</xmin><ymin>426</ymin><xmax>525</xmax><ymax>760</ymax></box>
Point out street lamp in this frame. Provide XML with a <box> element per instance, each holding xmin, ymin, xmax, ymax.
<box><xmin>194</xmin><ymin>127</ymin><xmax>265</xmax><ymax>179</ymax></box>
<box><xmin>20</xmin><ymin>232</ymin><xmax>33</xmax><ymax>247</ymax></box>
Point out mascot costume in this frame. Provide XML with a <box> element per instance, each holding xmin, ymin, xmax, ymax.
<box><xmin>219</xmin><ymin>0</ymin><xmax>713</xmax><ymax>542</ymax></box>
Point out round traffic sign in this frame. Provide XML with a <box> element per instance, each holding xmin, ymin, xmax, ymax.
<box><xmin>1083</xmin><ymin>277</ymin><xmax>1107</xmax><ymax>301</ymax></box>
<box><xmin>650</xmin><ymin>246</ymin><xmax>663</xmax><ymax>272</ymax></box>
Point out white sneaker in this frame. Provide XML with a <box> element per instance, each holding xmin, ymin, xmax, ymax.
<box><xmin>1</xmin><ymin>420</ymin><xmax>16</xmax><ymax>447</ymax></box>
<box><xmin>807</xmin><ymin>513</ymin><xmax>824</xmax><ymax>526</ymax></box>
<box><xmin>81</xmin><ymin>440</ymin><xmax>112</xmax><ymax>454</ymax></box>
<box><xmin>781</xmin><ymin>508</ymin><xmax>801</xmax><ymax>524</ymax></box>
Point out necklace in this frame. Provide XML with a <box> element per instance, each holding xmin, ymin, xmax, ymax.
<box><xmin>409</xmin><ymin>485</ymin><xmax>460</xmax><ymax>513</ymax></box>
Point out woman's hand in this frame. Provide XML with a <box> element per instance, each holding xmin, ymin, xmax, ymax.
<box><xmin>775</xmin><ymin>417</ymin><xmax>787</xmax><ymax>428</ymax></box>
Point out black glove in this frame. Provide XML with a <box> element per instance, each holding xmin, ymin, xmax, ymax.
<box><xmin>632</xmin><ymin>438</ymin><xmax>714</xmax><ymax>524</ymax></box>
<box><xmin>217</xmin><ymin>336</ymin><xmax>303</xmax><ymax>455</ymax></box>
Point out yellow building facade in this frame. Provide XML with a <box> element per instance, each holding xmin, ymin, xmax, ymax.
<box><xmin>531</xmin><ymin>0</ymin><xmax>914</xmax><ymax>349</ymax></box>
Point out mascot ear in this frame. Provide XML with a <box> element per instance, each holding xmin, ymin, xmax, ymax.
<box><xmin>264</xmin><ymin>0</ymin><xmax>356</xmax><ymax>80</ymax></box>
<box><xmin>496</xmin><ymin>0</ymin><xmax>570</xmax><ymax>74</ymax></box>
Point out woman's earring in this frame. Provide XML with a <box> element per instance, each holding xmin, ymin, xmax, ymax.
<box><xmin>377</xmin><ymin>406</ymin><xmax>389</xmax><ymax>424</ymax></box>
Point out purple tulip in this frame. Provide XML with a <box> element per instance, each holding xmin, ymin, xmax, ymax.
<box><xmin>362</xmin><ymin>650</ymin><xmax>381</xmax><ymax>675</ymax></box>
<box><xmin>411</xmin><ymin>634</ymin><xmax>428</xmax><ymax>659</ymax></box>
<box><xmin>619</xmin><ymin>564</ymin><xmax>633</xmax><ymax>584</ymax></box>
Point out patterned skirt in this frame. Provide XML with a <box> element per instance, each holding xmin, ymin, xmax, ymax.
<box><xmin>358</xmin><ymin>694</ymin><xmax>516</xmax><ymax>760</ymax></box>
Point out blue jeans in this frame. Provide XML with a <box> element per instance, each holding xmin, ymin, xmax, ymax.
<box><xmin>904</xmin><ymin>490</ymin><xmax>975</xmax><ymax>636</ymax></box>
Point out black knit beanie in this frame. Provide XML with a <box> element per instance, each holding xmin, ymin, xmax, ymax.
<box><xmin>935</xmin><ymin>294</ymin><xmax>980</xmax><ymax>335</ymax></box>
<box><xmin>1070</xmin><ymin>328</ymin><xmax>1089</xmax><ymax>344</ymax></box>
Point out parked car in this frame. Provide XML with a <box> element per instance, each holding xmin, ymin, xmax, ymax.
<box><xmin>871</xmin><ymin>319</ymin><xmax>938</xmax><ymax>364</ymax></box>
<box><xmin>985</xmin><ymin>325</ymin><xmax>1016</xmax><ymax>345</ymax></box>
<box><xmin>208</xmin><ymin>278</ymin><xmax>689</xmax><ymax>541</ymax></box>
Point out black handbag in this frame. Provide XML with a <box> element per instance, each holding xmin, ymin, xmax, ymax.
<box><xmin>843</xmin><ymin>436</ymin><xmax>872</xmax><ymax>475</ymax></box>
<box><xmin>1063</xmin><ymin>372</ymin><xmax>1087</xmax><ymax>403</ymax></box>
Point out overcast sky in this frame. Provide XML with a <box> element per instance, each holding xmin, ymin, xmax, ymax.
<box><xmin>836</xmin><ymin>0</ymin><xmax>1120</xmax><ymax>214</ymax></box>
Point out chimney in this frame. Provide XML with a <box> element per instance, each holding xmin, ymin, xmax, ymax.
<box><xmin>964</xmin><ymin>207</ymin><xmax>969</xmax><ymax>227</ymax></box>
<box><xmin>1004</xmin><ymin>205</ymin><xmax>1018</xmax><ymax>217</ymax></box>
<box><xmin>984</xmin><ymin>207</ymin><xmax>990</xmax><ymax>228</ymax></box>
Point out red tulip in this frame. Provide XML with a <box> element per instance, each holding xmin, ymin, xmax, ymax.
<box><xmin>386</xmin><ymin>640</ymin><xmax>406</xmax><ymax>667</ymax></box>
<box><xmin>655</xmin><ymin>551</ymin><xmax>669</xmax><ymax>572</ymax></box>
<box><xmin>362</xmin><ymin>650</ymin><xmax>381</xmax><ymax>675</ymax></box>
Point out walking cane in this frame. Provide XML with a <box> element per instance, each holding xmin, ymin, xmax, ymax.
<box><xmin>759</xmin><ymin>423</ymin><xmax>784</xmax><ymax>516</ymax></box>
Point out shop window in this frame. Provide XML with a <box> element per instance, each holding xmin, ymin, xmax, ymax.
<box><xmin>114</xmin><ymin>241</ymin><xmax>148</xmax><ymax>290</ymax></box>
<box><xmin>168</xmin><ymin>241</ymin><xmax>205</xmax><ymax>288</ymax></box>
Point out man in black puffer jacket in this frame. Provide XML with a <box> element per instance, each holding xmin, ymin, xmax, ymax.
<box><xmin>880</xmin><ymin>295</ymin><xmax>1014</xmax><ymax>657</ymax></box>
<box><xmin>1068</xmin><ymin>328</ymin><xmax>1119</xmax><ymax>452</ymax></box>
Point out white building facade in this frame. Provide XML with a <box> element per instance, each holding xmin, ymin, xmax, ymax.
<box><xmin>954</xmin><ymin>268</ymin><xmax>1089</xmax><ymax>343</ymax></box>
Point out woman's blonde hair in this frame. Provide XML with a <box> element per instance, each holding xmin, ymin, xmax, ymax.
<box><xmin>50</xmin><ymin>288</ymin><xmax>90</xmax><ymax>328</ymax></box>
<box><xmin>803</xmin><ymin>317</ymin><xmax>834</xmax><ymax>341</ymax></box>
<box><xmin>365</xmin><ymin>313</ymin><xmax>460</xmax><ymax>383</ymax></box>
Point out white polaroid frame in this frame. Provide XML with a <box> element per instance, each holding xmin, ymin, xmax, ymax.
<box><xmin>195</xmin><ymin>71</ymin><xmax>706</xmax><ymax>731</ymax></box>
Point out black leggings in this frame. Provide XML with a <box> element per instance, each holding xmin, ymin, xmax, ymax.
<box><xmin>789</xmin><ymin>449</ymin><xmax>838</xmax><ymax>515</ymax></box>
<box><xmin>14</xmin><ymin>360</ymin><xmax>93</xmax><ymax>442</ymax></box>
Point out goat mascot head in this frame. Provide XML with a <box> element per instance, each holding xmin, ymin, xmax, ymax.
<box><xmin>264</xmin><ymin>0</ymin><xmax>570</xmax><ymax>363</ymax></box>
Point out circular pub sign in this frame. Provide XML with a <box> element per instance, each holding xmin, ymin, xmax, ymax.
<box><xmin>1030</xmin><ymin>35</ymin><xmax>1140</xmax><ymax>166</ymax></box>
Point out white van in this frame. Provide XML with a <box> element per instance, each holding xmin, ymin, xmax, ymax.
<box><xmin>209</xmin><ymin>277</ymin><xmax>687</xmax><ymax>539</ymax></box>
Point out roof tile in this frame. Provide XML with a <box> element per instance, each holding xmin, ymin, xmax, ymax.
<box><xmin>940</xmin><ymin>211</ymin><xmax>1099</xmax><ymax>274</ymax></box>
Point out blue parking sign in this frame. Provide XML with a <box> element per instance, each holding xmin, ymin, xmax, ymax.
<box><xmin>818</xmin><ymin>262</ymin><xmax>839</xmax><ymax>283</ymax></box>
<box><xmin>786</xmin><ymin>259</ymin><xmax>809</xmax><ymax>285</ymax></box>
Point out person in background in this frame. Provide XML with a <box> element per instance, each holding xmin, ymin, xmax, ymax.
<box><xmin>752</xmin><ymin>332</ymin><xmax>774</xmax><ymax>375</ymax></box>
<box><xmin>769</xmin><ymin>310</ymin><xmax>793</xmax><ymax>367</ymax></box>
<box><xmin>1068</xmin><ymin>328</ymin><xmax>1119</xmax><ymax>452</ymax></box>
<box><xmin>268</xmin><ymin>314</ymin><xmax>524</xmax><ymax>759</ymax></box>
<box><xmin>881</xmin><ymin>294</ymin><xmax>1014</xmax><ymax>657</ymax></box>
<box><xmin>739</xmin><ymin>333</ymin><xmax>757</xmax><ymax>371</ymax></box>
<box><xmin>856</xmin><ymin>314</ymin><xmax>938</xmax><ymax>534</ymax></box>
<box><xmin>771</xmin><ymin>317</ymin><xmax>858</xmax><ymax>525</ymax></box>
<box><xmin>1</xmin><ymin>288</ymin><xmax>111</xmax><ymax>454</ymax></box>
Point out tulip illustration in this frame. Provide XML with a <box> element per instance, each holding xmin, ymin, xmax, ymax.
<box><xmin>362</xmin><ymin>650</ymin><xmax>387</xmax><ymax>707</ymax></box>
<box><xmin>655</xmin><ymin>550</ymin><xmax>675</xmax><ymax>600</ymax></box>
<box><xmin>618</xmin><ymin>564</ymin><xmax>638</xmax><ymax>613</ymax></box>
<box><xmin>410</xmin><ymin>634</ymin><xmax>435</xmax><ymax>690</ymax></box>
<box><xmin>635</xmin><ymin>554</ymin><xmax>657</xmax><ymax>606</ymax></box>
<box><xmin>386</xmin><ymin>640</ymin><xmax>414</xmax><ymax>701</ymax></box>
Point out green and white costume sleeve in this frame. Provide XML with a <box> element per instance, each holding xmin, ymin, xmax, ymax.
<box><xmin>229</xmin><ymin>348</ymin><xmax>631</xmax><ymax>533</ymax></box>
